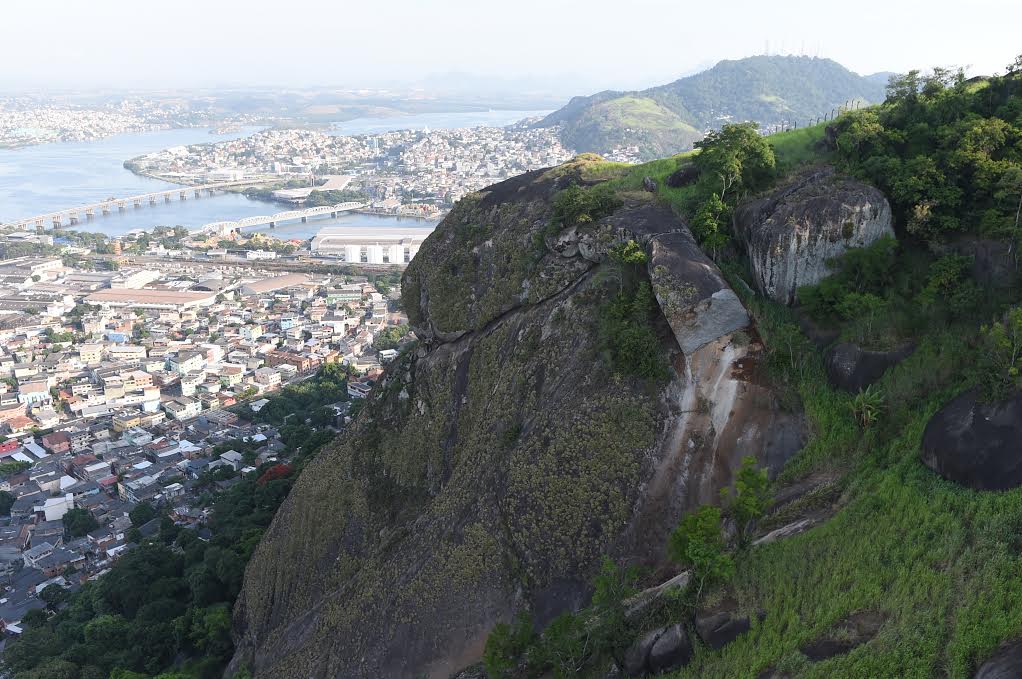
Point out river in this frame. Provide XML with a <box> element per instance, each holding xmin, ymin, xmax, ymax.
<box><xmin>0</xmin><ymin>109</ymin><xmax>548</xmax><ymax>239</ymax></box>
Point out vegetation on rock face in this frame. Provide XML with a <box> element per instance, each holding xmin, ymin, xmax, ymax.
<box><xmin>549</xmin><ymin>182</ymin><xmax>624</xmax><ymax>234</ymax></box>
<box><xmin>598</xmin><ymin>240</ymin><xmax>667</xmax><ymax>380</ymax></box>
<box><xmin>719</xmin><ymin>456</ymin><xmax>772</xmax><ymax>544</ymax></box>
<box><xmin>668</xmin><ymin>506</ymin><xmax>733</xmax><ymax>596</ymax></box>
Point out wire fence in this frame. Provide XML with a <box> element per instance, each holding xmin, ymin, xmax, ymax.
<box><xmin>758</xmin><ymin>99</ymin><xmax>866</xmax><ymax>135</ymax></box>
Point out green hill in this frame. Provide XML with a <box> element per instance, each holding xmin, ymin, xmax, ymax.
<box><xmin>537</xmin><ymin>55</ymin><xmax>888</xmax><ymax>159</ymax></box>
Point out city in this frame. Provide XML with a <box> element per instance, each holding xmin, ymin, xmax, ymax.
<box><xmin>126</xmin><ymin>122</ymin><xmax>574</xmax><ymax>212</ymax></box>
<box><xmin>0</xmin><ymin>250</ymin><xmax>411</xmax><ymax>631</ymax></box>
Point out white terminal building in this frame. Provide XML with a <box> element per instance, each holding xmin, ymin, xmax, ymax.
<box><xmin>311</xmin><ymin>226</ymin><xmax>434</xmax><ymax>265</ymax></box>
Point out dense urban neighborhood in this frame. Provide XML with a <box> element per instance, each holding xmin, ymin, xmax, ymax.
<box><xmin>128</xmin><ymin>123</ymin><xmax>573</xmax><ymax>210</ymax></box>
<box><xmin>0</xmin><ymin>251</ymin><xmax>411</xmax><ymax>647</ymax></box>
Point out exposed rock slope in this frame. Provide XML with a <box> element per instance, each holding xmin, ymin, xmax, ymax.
<box><xmin>230</xmin><ymin>159</ymin><xmax>804</xmax><ymax>678</ymax></box>
<box><xmin>735</xmin><ymin>167</ymin><xmax>893</xmax><ymax>305</ymax></box>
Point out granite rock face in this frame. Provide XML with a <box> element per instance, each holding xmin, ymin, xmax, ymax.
<box><xmin>230</xmin><ymin>159</ymin><xmax>804</xmax><ymax>679</ymax></box>
<box><xmin>646</xmin><ymin>231</ymin><xmax>750</xmax><ymax>355</ymax></box>
<box><xmin>735</xmin><ymin>167</ymin><xmax>893</xmax><ymax>305</ymax></box>
<box><xmin>921</xmin><ymin>389</ymin><xmax>1022</xmax><ymax>491</ymax></box>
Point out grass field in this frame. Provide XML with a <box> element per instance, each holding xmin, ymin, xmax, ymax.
<box><xmin>660</xmin><ymin>278</ymin><xmax>1022</xmax><ymax>678</ymax></box>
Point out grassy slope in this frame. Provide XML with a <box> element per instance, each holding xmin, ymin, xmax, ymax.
<box><xmin>606</xmin><ymin>124</ymin><xmax>1022</xmax><ymax>677</ymax></box>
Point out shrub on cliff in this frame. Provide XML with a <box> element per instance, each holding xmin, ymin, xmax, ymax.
<box><xmin>668</xmin><ymin>505</ymin><xmax>734</xmax><ymax>597</ymax></box>
<box><xmin>549</xmin><ymin>182</ymin><xmax>623</xmax><ymax>232</ymax></box>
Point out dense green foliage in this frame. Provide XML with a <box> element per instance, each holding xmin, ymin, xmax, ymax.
<box><xmin>238</xmin><ymin>362</ymin><xmax>351</xmax><ymax>424</ymax></box>
<box><xmin>598</xmin><ymin>241</ymin><xmax>667</xmax><ymax>380</ymax></box>
<box><xmin>719</xmin><ymin>456</ymin><xmax>772</xmax><ymax>543</ymax></box>
<box><xmin>371</xmin><ymin>325</ymin><xmax>409</xmax><ymax>351</ymax></box>
<box><xmin>0</xmin><ymin>460</ymin><xmax>31</xmax><ymax>479</ymax></box>
<box><xmin>831</xmin><ymin>68</ymin><xmax>1022</xmax><ymax>244</ymax></box>
<box><xmin>62</xmin><ymin>508</ymin><xmax>99</xmax><ymax>538</ymax></box>
<box><xmin>549</xmin><ymin>182</ymin><xmax>623</xmax><ymax>233</ymax></box>
<box><xmin>302</xmin><ymin>189</ymin><xmax>369</xmax><ymax>206</ymax></box>
<box><xmin>979</xmin><ymin>306</ymin><xmax>1022</xmax><ymax>399</ymax></box>
<box><xmin>483</xmin><ymin>558</ymin><xmax>639</xmax><ymax>678</ymax></box>
<box><xmin>667</xmin><ymin>505</ymin><xmax>734</xmax><ymax>596</ymax></box>
<box><xmin>688</xmin><ymin>123</ymin><xmax>778</xmax><ymax>258</ymax></box>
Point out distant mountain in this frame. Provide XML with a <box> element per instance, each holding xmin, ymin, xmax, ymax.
<box><xmin>536</xmin><ymin>55</ymin><xmax>889</xmax><ymax>159</ymax></box>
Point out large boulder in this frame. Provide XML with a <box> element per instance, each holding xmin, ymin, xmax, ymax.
<box><xmin>976</xmin><ymin>639</ymin><xmax>1022</xmax><ymax>678</ymax></box>
<box><xmin>648</xmin><ymin>624</ymin><xmax>693</xmax><ymax>672</ymax></box>
<box><xmin>646</xmin><ymin>230</ymin><xmax>750</xmax><ymax>354</ymax></box>
<box><xmin>824</xmin><ymin>342</ymin><xmax>915</xmax><ymax>393</ymax></box>
<box><xmin>735</xmin><ymin>167</ymin><xmax>893</xmax><ymax>305</ymax></box>
<box><xmin>921</xmin><ymin>389</ymin><xmax>1022</xmax><ymax>491</ymax></box>
<box><xmin>624</xmin><ymin>624</ymin><xmax>693</xmax><ymax>676</ymax></box>
<box><xmin>623</xmin><ymin>628</ymin><xmax>663</xmax><ymax>677</ymax></box>
<box><xmin>695</xmin><ymin>603</ymin><xmax>752</xmax><ymax>649</ymax></box>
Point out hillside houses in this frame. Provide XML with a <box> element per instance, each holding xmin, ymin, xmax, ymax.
<box><xmin>0</xmin><ymin>257</ymin><xmax>413</xmax><ymax>633</ymax></box>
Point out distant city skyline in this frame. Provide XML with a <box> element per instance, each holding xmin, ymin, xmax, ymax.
<box><xmin>1</xmin><ymin>0</ymin><xmax>1019</xmax><ymax>96</ymax></box>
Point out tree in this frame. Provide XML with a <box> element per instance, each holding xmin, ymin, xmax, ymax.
<box><xmin>63</xmin><ymin>508</ymin><xmax>99</xmax><ymax>538</ymax></box>
<box><xmin>40</xmin><ymin>584</ymin><xmax>70</xmax><ymax>611</ymax></box>
<box><xmin>483</xmin><ymin>612</ymin><xmax>536</xmax><ymax>678</ymax></box>
<box><xmin>693</xmin><ymin>122</ymin><xmax>776</xmax><ymax>203</ymax></box>
<box><xmin>691</xmin><ymin>192</ymin><xmax>729</xmax><ymax>259</ymax></box>
<box><xmin>1006</xmin><ymin>53</ymin><xmax>1022</xmax><ymax>75</ymax></box>
<box><xmin>0</xmin><ymin>489</ymin><xmax>15</xmax><ymax>515</ymax></box>
<box><xmin>667</xmin><ymin>505</ymin><xmax>734</xmax><ymax>597</ymax></box>
<box><xmin>979</xmin><ymin>307</ymin><xmax>1022</xmax><ymax>400</ymax></box>
<box><xmin>588</xmin><ymin>557</ymin><xmax>639</xmax><ymax>666</ymax></box>
<box><xmin>720</xmin><ymin>456</ymin><xmax>771</xmax><ymax>543</ymax></box>
<box><xmin>129</xmin><ymin>502</ymin><xmax>157</xmax><ymax>527</ymax></box>
<box><xmin>549</xmin><ymin>183</ymin><xmax>623</xmax><ymax>232</ymax></box>
<box><xmin>21</xmin><ymin>607</ymin><xmax>48</xmax><ymax>628</ymax></box>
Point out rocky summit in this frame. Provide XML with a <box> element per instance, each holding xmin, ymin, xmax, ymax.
<box><xmin>229</xmin><ymin>158</ymin><xmax>804</xmax><ymax>678</ymax></box>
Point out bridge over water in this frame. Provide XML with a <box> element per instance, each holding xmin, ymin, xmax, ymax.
<box><xmin>1</xmin><ymin>179</ymin><xmax>277</xmax><ymax>231</ymax></box>
<box><xmin>197</xmin><ymin>202</ymin><xmax>366</xmax><ymax>238</ymax></box>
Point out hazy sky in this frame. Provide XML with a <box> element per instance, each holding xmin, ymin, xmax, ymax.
<box><xmin>2</xmin><ymin>0</ymin><xmax>1019</xmax><ymax>95</ymax></box>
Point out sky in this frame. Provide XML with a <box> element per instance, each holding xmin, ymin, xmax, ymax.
<box><xmin>1</xmin><ymin>0</ymin><xmax>1019</xmax><ymax>96</ymax></box>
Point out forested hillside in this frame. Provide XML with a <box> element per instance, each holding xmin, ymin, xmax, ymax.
<box><xmin>536</xmin><ymin>55</ymin><xmax>887</xmax><ymax>160</ymax></box>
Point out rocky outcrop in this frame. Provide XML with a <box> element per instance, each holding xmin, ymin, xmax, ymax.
<box><xmin>735</xmin><ymin>167</ymin><xmax>894</xmax><ymax>305</ymax></box>
<box><xmin>230</xmin><ymin>158</ymin><xmax>804</xmax><ymax>679</ymax></box>
<box><xmin>824</xmin><ymin>342</ymin><xmax>915</xmax><ymax>392</ymax></box>
<box><xmin>646</xmin><ymin>231</ymin><xmax>750</xmax><ymax>355</ymax></box>
<box><xmin>921</xmin><ymin>389</ymin><xmax>1022</xmax><ymax>491</ymax></box>
<box><xmin>695</xmin><ymin>599</ymin><xmax>753</xmax><ymax>649</ymax></box>
<box><xmin>975</xmin><ymin>639</ymin><xmax>1022</xmax><ymax>678</ymax></box>
<box><xmin>798</xmin><ymin>610</ymin><xmax>886</xmax><ymax>661</ymax></box>
<box><xmin>665</xmin><ymin>164</ymin><xmax>700</xmax><ymax>188</ymax></box>
<box><xmin>624</xmin><ymin>624</ymin><xmax>693</xmax><ymax>676</ymax></box>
